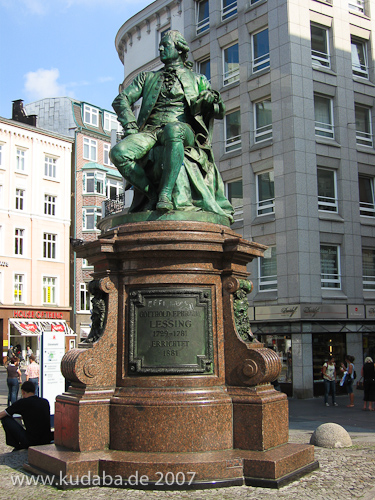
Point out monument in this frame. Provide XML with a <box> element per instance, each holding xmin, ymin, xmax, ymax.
<box><xmin>25</xmin><ymin>31</ymin><xmax>318</xmax><ymax>488</ymax></box>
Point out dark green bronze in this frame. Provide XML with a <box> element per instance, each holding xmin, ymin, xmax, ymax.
<box><xmin>128</xmin><ymin>288</ymin><xmax>213</xmax><ymax>374</ymax></box>
<box><xmin>233</xmin><ymin>279</ymin><xmax>255</xmax><ymax>343</ymax></box>
<box><xmin>110</xmin><ymin>30</ymin><xmax>233</xmax><ymax>223</ymax></box>
<box><xmin>83</xmin><ymin>280</ymin><xmax>107</xmax><ymax>343</ymax></box>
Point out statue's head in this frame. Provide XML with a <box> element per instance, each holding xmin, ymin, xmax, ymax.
<box><xmin>159</xmin><ymin>30</ymin><xmax>190</xmax><ymax>66</ymax></box>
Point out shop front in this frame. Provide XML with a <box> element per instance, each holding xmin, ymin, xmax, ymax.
<box><xmin>0</xmin><ymin>307</ymin><xmax>75</xmax><ymax>365</ymax></box>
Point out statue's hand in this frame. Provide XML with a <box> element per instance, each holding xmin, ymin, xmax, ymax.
<box><xmin>199</xmin><ymin>90</ymin><xmax>216</xmax><ymax>105</ymax></box>
<box><xmin>120</xmin><ymin>122</ymin><xmax>139</xmax><ymax>138</ymax></box>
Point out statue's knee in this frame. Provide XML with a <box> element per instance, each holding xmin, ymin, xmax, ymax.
<box><xmin>110</xmin><ymin>144</ymin><xmax>131</xmax><ymax>166</ymax></box>
<box><xmin>163</xmin><ymin>122</ymin><xmax>184</xmax><ymax>142</ymax></box>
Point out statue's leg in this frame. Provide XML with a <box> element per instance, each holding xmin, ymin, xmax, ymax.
<box><xmin>156</xmin><ymin>123</ymin><xmax>195</xmax><ymax>212</ymax></box>
<box><xmin>110</xmin><ymin>133</ymin><xmax>158</xmax><ymax>205</ymax></box>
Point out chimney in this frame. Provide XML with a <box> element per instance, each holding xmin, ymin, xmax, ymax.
<box><xmin>12</xmin><ymin>99</ymin><xmax>37</xmax><ymax>127</ymax></box>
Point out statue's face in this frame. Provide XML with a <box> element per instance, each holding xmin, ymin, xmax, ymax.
<box><xmin>159</xmin><ymin>35</ymin><xmax>180</xmax><ymax>64</ymax></box>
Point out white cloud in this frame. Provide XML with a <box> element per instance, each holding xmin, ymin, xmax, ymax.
<box><xmin>24</xmin><ymin>68</ymin><xmax>71</xmax><ymax>101</ymax></box>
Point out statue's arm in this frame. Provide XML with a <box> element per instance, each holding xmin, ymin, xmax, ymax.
<box><xmin>112</xmin><ymin>72</ymin><xmax>147</xmax><ymax>135</ymax></box>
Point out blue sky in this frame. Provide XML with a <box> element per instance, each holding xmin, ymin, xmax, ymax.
<box><xmin>0</xmin><ymin>0</ymin><xmax>153</xmax><ymax>118</ymax></box>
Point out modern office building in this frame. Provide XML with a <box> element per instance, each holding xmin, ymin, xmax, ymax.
<box><xmin>24</xmin><ymin>98</ymin><xmax>124</xmax><ymax>339</ymax></box>
<box><xmin>0</xmin><ymin>105</ymin><xmax>75</xmax><ymax>363</ymax></box>
<box><xmin>115</xmin><ymin>0</ymin><xmax>375</xmax><ymax>397</ymax></box>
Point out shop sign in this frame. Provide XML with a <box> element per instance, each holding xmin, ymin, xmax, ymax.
<box><xmin>366</xmin><ymin>306</ymin><xmax>375</xmax><ymax>319</ymax></box>
<box><xmin>52</xmin><ymin>324</ymin><xmax>65</xmax><ymax>332</ymax></box>
<box><xmin>348</xmin><ymin>305</ymin><xmax>365</xmax><ymax>319</ymax></box>
<box><xmin>13</xmin><ymin>310</ymin><xmax>64</xmax><ymax>319</ymax></box>
<box><xmin>301</xmin><ymin>304</ymin><xmax>347</xmax><ymax>319</ymax></box>
<box><xmin>20</xmin><ymin>323</ymin><xmax>38</xmax><ymax>333</ymax></box>
<box><xmin>255</xmin><ymin>305</ymin><xmax>301</xmax><ymax>321</ymax></box>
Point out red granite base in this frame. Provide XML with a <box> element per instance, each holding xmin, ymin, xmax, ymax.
<box><xmin>25</xmin><ymin>443</ymin><xmax>318</xmax><ymax>489</ymax></box>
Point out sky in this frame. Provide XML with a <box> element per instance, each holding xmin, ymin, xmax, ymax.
<box><xmin>0</xmin><ymin>0</ymin><xmax>153</xmax><ymax>118</ymax></box>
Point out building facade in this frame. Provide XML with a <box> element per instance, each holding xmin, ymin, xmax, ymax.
<box><xmin>24</xmin><ymin>98</ymin><xmax>124</xmax><ymax>339</ymax></box>
<box><xmin>115</xmin><ymin>0</ymin><xmax>375</xmax><ymax>397</ymax></box>
<box><xmin>0</xmin><ymin>114</ymin><xmax>75</xmax><ymax>363</ymax></box>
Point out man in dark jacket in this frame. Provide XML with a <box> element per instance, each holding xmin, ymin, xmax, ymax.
<box><xmin>0</xmin><ymin>381</ymin><xmax>52</xmax><ymax>451</ymax></box>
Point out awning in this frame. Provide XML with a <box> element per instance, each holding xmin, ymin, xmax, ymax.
<box><xmin>9</xmin><ymin>319</ymin><xmax>76</xmax><ymax>336</ymax></box>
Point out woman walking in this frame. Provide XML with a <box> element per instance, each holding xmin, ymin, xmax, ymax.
<box><xmin>25</xmin><ymin>354</ymin><xmax>40</xmax><ymax>396</ymax></box>
<box><xmin>6</xmin><ymin>356</ymin><xmax>22</xmax><ymax>405</ymax></box>
<box><xmin>340</xmin><ymin>355</ymin><xmax>355</xmax><ymax>407</ymax></box>
<box><xmin>322</xmin><ymin>356</ymin><xmax>338</xmax><ymax>406</ymax></box>
<box><xmin>362</xmin><ymin>357</ymin><xmax>375</xmax><ymax>411</ymax></box>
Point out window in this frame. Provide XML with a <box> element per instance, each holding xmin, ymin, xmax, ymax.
<box><xmin>83</xmin><ymin>207</ymin><xmax>102</xmax><ymax>230</ymax></box>
<box><xmin>83</xmin><ymin>171</ymin><xmax>105</xmax><ymax>194</ymax></box>
<box><xmin>15</xmin><ymin>228</ymin><xmax>24</xmax><ymax>255</ymax></box>
<box><xmin>0</xmin><ymin>144</ymin><xmax>2</xmax><ymax>167</ymax></box>
<box><xmin>226</xmin><ymin>179</ymin><xmax>243</xmax><ymax>221</ymax></box>
<box><xmin>359</xmin><ymin>176</ymin><xmax>375</xmax><ymax>216</ymax></box>
<box><xmin>256</xmin><ymin>171</ymin><xmax>275</xmax><ymax>215</ymax></box>
<box><xmin>259</xmin><ymin>246</ymin><xmax>277</xmax><ymax>291</ymax></box>
<box><xmin>44</xmin><ymin>194</ymin><xmax>56</xmax><ymax>216</ymax></box>
<box><xmin>317</xmin><ymin>168</ymin><xmax>338</xmax><ymax>212</ymax></box>
<box><xmin>83</xmin><ymin>104</ymin><xmax>99</xmax><ymax>127</ymax></box>
<box><xmin>103</xmin><ymin>144</ymin><xmax>112</xmax><ymax>166</ymax></box>
<box><xmin>311</xmin><ymin>24</ymin><xmax>330</xmax><ymax>68</ymax></box>
<box><xmin>16</xmin><ymin>149</ymin><xmax>25</xmax><ymax>172</ymax></box>
<box><xmin>320</xmin><ymin>245</ymin><xmax>341</xmax><ymax>289</ymax></box>
<box><xmin>15</xmin><ymin>189</ymin><xmax>24</xmax><ymax>210</ymax></box>
<box><xmin>43</xmin><ymin>233</ymin><xmax>56</xmax><ymax>259</ymax></box>
<box><xmin>82</xmin><ymin>259</ymin><xmax>93</xmax><ymax>269</ymax></box>
<box><xmin>363</xmin><ymin>249</ymin><xmax>375</xmax><ymax>290</ymax></box>
<box><xmin>103</xmin><ymin>112</ymin><xmax>119</xmax><ymax>132</ymax></box>
<box><xmin>14</xmin><ymin>274</ymin><xmax>24</xmax><ymax>303</ymax></box>
<box><xmin>225</xmin><ymin>110</ymin><xmax>241</xmax><ymax>152</ymax></box>
<box><xmin>222</xmin><ymin>0</ymin><xmax>237</xmax><ymax>20</ymax></box>
<box><xmin>43</xmin><ymin>276</ymin><xmax>56</xmax><ymax>304</ymax></box>
<box><xmin>83</xmin><ymin>138</ymin><xmax>98</xmax><ymax>161</ymax></box>
<box><xmin>351</xmin><ymin>37</ymin><xmax>369</xmax><ymax>79</ymax></box>
<box><xmin>355</xmin><ymin>105</ymin><xmax>373</xmax><ymax>147</ymax></box>
<box><xmin>252</xmin><ymin>28</ymin><xmax>270</xmax><ymax>73</ymax></box>
<box><xmin>44</xmin><ymin>156</ymin><xmax>57</xmax><ymax>178</ymax></box>
<box><xmin>223</xmin><ymin>43</ymin><xmax>239</xmax><ymax>86</ymax></box>
<box><xmin>254</xmin><ymin>100</ymin><xmax>272</xmax><ymax>143</ymax></box>
<box><xmin>314</xmin><ymin>95</ymin><xmax>334</xmax><ymax>138</ymax></box>
<box><xmin>198</xmin><ymin>59</ymin><xmax>211</xmax><ymax>82</ymax></box>
<box><xmin>349</xmin><ymin>0</ymin><xmax>365</xmax><ymax>14</ymax></box>
<box><xmin>79</xmin><ymin>283</ymin><xmax>91</xmax><ymax>311</ymax></box>
<box><xmin>106</xmin><ymin>178</ymin><xmax>124</xmax><ymax>200</ymax></box>
<box><xmin>196</xmin><ymin>0</ymin><xmax>209</xmax><ymax>35</ymax></box>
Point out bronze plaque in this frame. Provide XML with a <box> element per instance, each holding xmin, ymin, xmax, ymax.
<box><xmin>128</xmin><ymin>288</ymin><xmax>213</xmax><ymax>374</ymax></box>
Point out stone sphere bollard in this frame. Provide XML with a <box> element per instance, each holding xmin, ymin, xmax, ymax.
<box><xmin>310</xmin><ymin>423</ymin><xmax>352</xmax><ymax>448</ymax></box>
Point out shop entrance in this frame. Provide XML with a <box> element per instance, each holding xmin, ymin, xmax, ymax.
<box><xmin>312</xmin><ymin>332</ymin><xmax>346</xmax><ymax>396</ymax></box>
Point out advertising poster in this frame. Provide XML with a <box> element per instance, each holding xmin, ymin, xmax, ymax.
<box><xmin>41</xmin><ymin>330</ymin><xmax>65</xmax><ymax>416</ymax></box>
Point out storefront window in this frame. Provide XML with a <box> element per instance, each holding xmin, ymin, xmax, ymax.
<box><xmin>257</xmin><ymin>334</ymin><xmax>292</xmax><ymax>383</ymax></box>
<box><xmin>312</xmin><ymin>333</ymin><xmax>346</xmax><ymax>381</ymax></box>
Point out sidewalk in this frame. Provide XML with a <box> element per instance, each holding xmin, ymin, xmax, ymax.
<box><xmin>0</xmin><ymin>391</ymin><xmax>374</xmax><ymax>499</ymax></box>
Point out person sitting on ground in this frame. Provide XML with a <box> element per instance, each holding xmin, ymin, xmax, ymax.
<box><xmin>0</xmin><ymin>381</ymin><xmax>52</xmax><ymax>451</ymax></box>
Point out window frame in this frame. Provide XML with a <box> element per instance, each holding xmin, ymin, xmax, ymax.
<box><xmin>14</xmin><ymin>273</ymin><xmax>25</xmax><ymax>304</ymax></box>
<box><xmin>311</xmin><ymin>24</ymin><xmax>330</xmax><ymax>69</ymax></box>
<box><xmin>351</xmin><ymin>37</ymin><xmax>369</xmax><ymax>79</ymax></box>
<box><xmin>82</xmin><ymin>206</ymin><xmax>102</xmax><ymax>231</ymax></box>
<box><xmin>252</xmin><ymin>27</ymin><xmax>270</xmax><ymax>73</ymax></box>
<box><xmin>198</xmin><ymin>58</ymin><xmax>211</xmax><ymax>83</ymax></box>
<box><xmin>349</xmin><ymin>0</ymin><xmax>365</xmax><ymax>15</ymax></box>
<box><xmin>254</xmin><ymin>99</ymin><xmax>273</xmax><ymax>143</ymax></box>
<box><xmin>79</xmin><ymin>282</ymin><xmax>91</xmax><ymax>312</ymax></box>
<box><xmin>83</xmin><ymin>171</ymin><xmax>105</xmax><ymax>195</ymax></box>
<box><xmin>14</xmin><ymin>228</ymin><xmax>25</xmax><ymax>256</ymax></box>
<box><xmin>355</xmin><ymin>104</ymin><xmax>373</xmax><ymax>147</ymax></box>
<box><xmin>44</xmin><ymin>155</ymin><xmax>57</xmax><ymax>179</ymax></box>
<box><xmin>83</xmin><ymin>137</ymin><xmax>98</xmax><ymax>162</ymax></box>
<box><xmin>106</xmin><ymin>177</ymin><xmax>124</xmax><ymax>200</ymax></box>
<box><xmin>320</xmin><ymin>244</ymin><xmax>341</xmax><ymax>289</ymax></box>
<box><xmin>226</xmin><ymin>179</ymin><xmax>243</xmax><ymax>222</ymax></box>
<box><xmin>42</xmin><ymin>276</ymin><xmax>57</xmax><ymax>305</ymax></box>
<box><xmin>103</xmin><ymin>112</ymin><xmax>120</xmax><ymax>132</ymax></box>
<box><xmin>224</xmin><ymin>109</ymin><xmax>241</xmax><ymax>152</ymax></box>
<box><xmin>196</xmin><ymin>0</ymin><xmax>209</xmax><ymax>35</ymax></box>
<box><xmin>83</xmin><ymin>104</ymin><xmax>99</xmax><ymax>127</ymax></box>
<box><xmin>362</xmin><ymin>248</ymin><xmax>375</xmax><ymax>290</ymax></box>
<box><xmin>103</xmin><ymin>144</ymin><xmax>112</xmax><ymax>166</ymax></box>
<box><xmin>256</xmin><ymin>170</ymin><xmax>275</xmax><ymax>216</ymax></box>
<box><xmin>317</xmin><ymin>167</ymin><xmax>338</xmax><ymax>212</ymax></box>
<box><xmin>15</xmin><ymin>188</ymin><xmax>25</xmax><ymax>211</ymax></box>
<box><xmin>359</xmin><ymin>175</ymin><xmax>375</xmax><ymax>217</ymax></box>
<box><xmin>314</xmin><ymin>94</ymin><xmax>334</xmax><ymax>139</ymax></box>
<box><xmin>258</xmin><ymin>246</ymin><xmax>278</xmax><ymax>292</ymax></box>
<box><xmin>16</xmin><ymin>148</ymin><xmax>26</xmax><ymax>172</ymax></box>
<box><xmin>43</xmin><ymin>232</ymin><xmax>57</xmax><ymax>260</ymax></box>
<box><xmin>223</xmin><ymin>43</ymin><xmax>240</xmax><ymax>86</ymax></box>
<box><xmin>44</xmin><ymin>194</ymin><xmax>56</xmax><ymax>216</ymax></box>
<box><xmin>221</xmin><ymin>0</ymin><xmax>237</xmax><ymax>21</ymax></box>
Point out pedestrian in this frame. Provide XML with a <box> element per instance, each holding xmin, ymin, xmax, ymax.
<box><xmin>362</xmin><ymin>356</ymin><xmax>375</xmax><ymax>411</ymax></box>
<box><xmin>26</xmin><ymin>345</ymin><xmax>33</xmax><ymax>365</ymax></box>
<box><xmin>0</xmin><ymin>380</ymin><xmax>52</xmax><ymax>451</ymax></box>
<box><xmin>7</xmin><ymin>344</ymin><xmax>13</xmax><ymax>363</ymax></box>
<box><xmin>286</xmin><ymin>347</ymin><xmax>292</xmax><ymax>381</ymax></box>
<box><xmin>340</xmin><ymin>355</ymin><xmax>355</xmax><ymax>407</ymax></box>
<box><xmin>6</xmin><ymin>356</ymin><xmax>22</xmax><ymax>406</ymax></box>
<box><xmin>25</xmin><ymin>354</ymin><xmax>39</xmax><ymax>396</ymax></box>
<box><xmin>322</xmin><ymin>355</ymin><xmax>338</xmax><ymax>407</ymax></box>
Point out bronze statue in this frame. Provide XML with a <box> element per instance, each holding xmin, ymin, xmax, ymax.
<box><xmin>110</xmin><ymin>30</ymin><xmax>233</xmax><ymax>221</ymax></box>
<box><xmin>83</xmin><ymin>281</ymin><xmax>106</xmax><ymax>343</ymax></box>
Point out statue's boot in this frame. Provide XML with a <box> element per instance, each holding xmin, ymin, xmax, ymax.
<box><xmin>117</xmin><ymin>160</ymin><xmax>157</xmax><ymax>211</ymax></box>
<box><xmin>156</xmin><ymin>138</ymin><xmax>184</xmax><ymax>212</ymax></box>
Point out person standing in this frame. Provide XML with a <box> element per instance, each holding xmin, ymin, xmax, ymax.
<box><xmin>6</xmin><ymin>357</ymin><xmax>22</xmax><ymax>406</ymax></box>
<box><xmin>362</xmin><ymin>357</ymin><xmax>375</xmax><ymax>411</ymax></box>
<box><xmin>340</xmin><ymin>355</ymin><xmax>355</xmax><ymax>407</ymax></box>
<box><xmin>322</xmin><ymin>356</ymin><xmax>338</xmax><ymax>407</ymax></box>
<box><xmin>0</xmin><ymin>381</ymin><xmax>52</xmax><ymax>451</ymax></box>
<box><xmin>286</xmin><ymin>347</ymin><xmax>292</xmax><ymax>382</ymax></box>
<box><xmin>25</xmin><ymin>354</ymin><xmax>39</xmax><ymax>396</ymax></box>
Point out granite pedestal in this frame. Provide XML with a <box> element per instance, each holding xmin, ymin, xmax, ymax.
<box><xmin>25</xmin><ymin>220</ymin><xmax>318</xmax><ymax>488</ymax></box>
